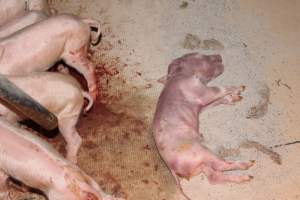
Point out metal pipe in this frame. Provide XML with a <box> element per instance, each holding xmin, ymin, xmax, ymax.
<box><xmin>0</xmin><ymin>74</ymin><xmax>58</xmax><ymax>130</ymax></box>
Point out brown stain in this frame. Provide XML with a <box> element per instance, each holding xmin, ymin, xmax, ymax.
<box><xmin>82</xmin><ymin>140</ymin><xmax>98</xmax><ymax>149</ymax></box>
<box><xmin>275</xmin><ymin>79</ymin><xmax>291</xmax><ymax>90</ymax></box>
<box><xmin>183</xmin><ymin>34</ymin><xmax>224</xmax><ymax>50</ymax></box>
<box><xmin>246</xmin><ymin>84</ymin><xmax>270</xmax><ymax>119</ymax></box>
<box><xmin>177</xmin><ymin>142</ymin><xmax>192</xmax><ymax>153</ymax></box>
<box><xmin>240</xmin><ymin>140</ymin><xmax>282</xmax><ymax>165</ymax></box>
<box><xmin>218</xmin><ymin>140</ymin><xmax>281</xmax><ymax>165</ymax></box>
<box><xmin>179</xmin><ymin>1</ymin><xmax>188</xmax><ymax>9</ymax></box>
<box><xmin>76</xmin><ymin>99</ymin><xmax>177</xmax><ymax>200</ymax></box>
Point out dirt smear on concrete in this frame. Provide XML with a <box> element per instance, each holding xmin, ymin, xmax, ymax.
<box><xmin>219</xmin><ymin>140</ymin><xmax>281</xmax><ymax>165</ymax></box>
<box><xmin>183</xmin><ymin>33</ymin><xmax>224</xmax><ymax>50</ymax></box>
<box><xmin>246</xmin><ymin>85</ymin><xmax>270</xmax><ymax>119</ymax></box>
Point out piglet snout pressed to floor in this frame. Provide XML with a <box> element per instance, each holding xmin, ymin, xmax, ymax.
<box><xmin>0</xmin><ymin>118</ymin><xmax>123</xmax><ymax>200</ymax></box>
<box><xmin>153</xmin><ymin>52</ymin><xmax>254</xmax><ymax>199</ymax></box>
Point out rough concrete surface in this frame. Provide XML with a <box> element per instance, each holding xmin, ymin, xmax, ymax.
<box><xmin>9</xmin><ymin>0</ymin><xmax>300</xmax><ymax>199</ymax></box>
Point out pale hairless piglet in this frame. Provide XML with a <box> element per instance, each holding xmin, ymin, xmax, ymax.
<box><xmin>0</xmin><ymin>14</ymin><xmax>101</xmax><ymax>101</ymax></box>
<box><xmin>153</xmin><ymin>53</ymin><xmax>254</xmax><ymax>199</ymax></box>
<box><xmin>0</xmin><ymin>118</ymin><xmax>123</xmax><ymax>200</ymax></box>
<box><xmin>0</xmin><ymin>0</ymin><xmax>52</xmax><ymax>26</ymax></box>
<box><xmin>0</xmin><ymin>72</ymin><xmax>93</xmax><ymax>163</ymax></box>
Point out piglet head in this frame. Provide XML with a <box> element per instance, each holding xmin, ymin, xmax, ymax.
<box><xmin>166</xmin><ymin>52</ymin><xmax>224</xmax><ymax>84</ymax></box>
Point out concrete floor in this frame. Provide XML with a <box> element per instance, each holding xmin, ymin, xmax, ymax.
<box><xmin>13</xmin><ymin>0</ymin><xmax>300</xmax><ymax>199</ymax></box>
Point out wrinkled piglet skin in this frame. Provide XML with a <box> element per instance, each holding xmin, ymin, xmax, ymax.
<box><xmin>153</xmin><ymin>53</ymin><xmax>254</xmax><ymax>199</ymax></box>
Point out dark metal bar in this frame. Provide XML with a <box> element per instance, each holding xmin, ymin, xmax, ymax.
<box><xmin>0</xmin><ymin>74</ymin><xmax>58</xmax><ymax>130</ymax></box>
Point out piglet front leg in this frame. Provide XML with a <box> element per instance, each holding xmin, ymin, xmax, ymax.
<box><xmin>200</xmin><ymin>85</ymin><xmax>245</xmax><ymax>106</ymax></box>
<box><xmin>203</xmin><ymin>85</ymin><xmax>245</xmax><ymax>110</ymax></box>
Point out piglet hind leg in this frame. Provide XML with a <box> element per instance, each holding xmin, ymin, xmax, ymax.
<box><xmin>0</xmin><ymin>171</ymin><xmax>11</xmax><ymax>200</ymax></box>
<box><xmin>58</xmin><ymin>116</ymin><xmax>82</xmax><ymax>163</ymax></box>
<box><xmin>64</xmin><ymin>47</ymin><xmax>98</xmax><ymax>101</ymax></box>
<box><xmin>201</xmin><ymin>154</ymin><xmax>255</xmax><ymax>184</ymax></box>
<box><xmin>211</xmin><ymin>158</ymin><xmax>255</xmax><ymax>171</ymax></box>
<box><xmin>203</xmin><ymin>166</ymin><xmax>253</xmax><ymax>184</ymax></box>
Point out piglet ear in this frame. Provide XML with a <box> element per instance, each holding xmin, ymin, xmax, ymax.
<box><xmin>157</xmin><ymin>75</ymin><xmax>167</xmax><ymax>84</ymax></box>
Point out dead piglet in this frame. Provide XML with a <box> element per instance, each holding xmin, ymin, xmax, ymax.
<box><xmin>0</xmin><ymin>14</ymin><xmax>101</xmax><ymax>100</ymax></box>
<box><xmin>0</xmin><ymin>11</ymin><xmax>47</xmax><ymax>38</ymax></box>
<box><xmin>153</xmin><ymin>53</ymin><xmax>254</xmax><ymax>198</ymax></box>
<box><xmin>0</xmin><ymin>119</ymin><xmax>123</xmax><ymax>200</ymax></box>
<box><xmin>0</xmin><ymin>72</ymin><xmax>93</xmax><ymax>163</ymax></box>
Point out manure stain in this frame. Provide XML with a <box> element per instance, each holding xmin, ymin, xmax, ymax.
<box><xmin>219</xmin><ymin>140</ymin><xmax>282</xmax><ymax>165</ymax></box>
<box><xmin>183</xmin><ymin>33</ymin><xmax>224</xmax><ymax>50</ymax></box>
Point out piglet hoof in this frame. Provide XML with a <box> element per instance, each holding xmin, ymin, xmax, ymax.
<box><xmin>233</xmin><ymin>174</ymin><xmax>254</xmax><ymax>183</ymax></box>
<box><xmin>231</xmin><ymin>94</ymin><xmax>243</xmax><ymax>102</ymax></box>
<box><xmin>234</xmin><ymin>85</ymin><xmax>246</xmax><ymax>95</ymax></box>
<box><xmin>239</xmin><ymin>160</ymin><xmax>255</xmax><ymax>170</ymax></box>
<box><xmin>224</xmin><ymin>94</ymin><xmax>243</xmax><ymax>104</ymax></box>
<box><xmin>241</xmin><ymin>85</ymin><xmax>246</xmax><ymax>91</ymax></box>
<box><xmin>244</xmin><ymin>175</ymin><xmax>254</xmax><ymax>182</ymax></box>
